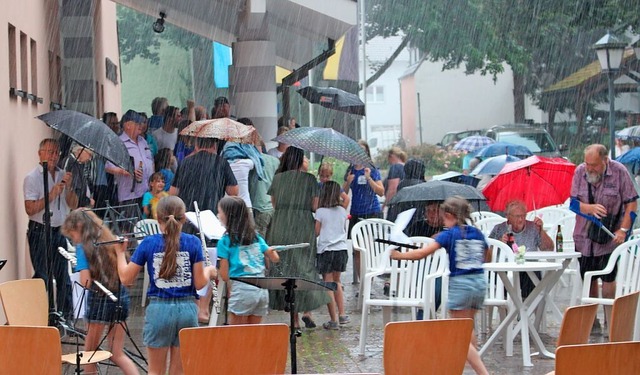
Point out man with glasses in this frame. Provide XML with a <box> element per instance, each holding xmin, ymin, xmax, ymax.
<box><xmin>489</xmin><ymin>200</ymin><xmax>554</xmax><ymax>297</ymax></box>
<box><xmin>23</xmin><ymin>138</ymin><xmax>77</xmax><ymax>321</ymax></box>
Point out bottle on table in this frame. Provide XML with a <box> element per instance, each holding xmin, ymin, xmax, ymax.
<box><xmin>555</xmin><ymin>224</ymin><xmax>563</xmax><ymax>252</ymax></box>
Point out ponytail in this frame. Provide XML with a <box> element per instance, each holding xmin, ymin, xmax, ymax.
<box><xmin>156</xmin><ymin>196</ymin><xmax>186</xmax><ymax>280</ymax></box>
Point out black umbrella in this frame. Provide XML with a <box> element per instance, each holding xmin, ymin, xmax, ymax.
<box><xmin>388</xmin><ymin>180</ymin><xmax>486</xmax><ymax>206</ymax></box>
<box><xmin>37</xmin><ymin>110</ymin><xmax>133</xmax><ymax>174</ymax></box>
<box><xmin>297</xmin><ymin>86</ymin><xmax>365</xmax><ymax>116</ymax></box>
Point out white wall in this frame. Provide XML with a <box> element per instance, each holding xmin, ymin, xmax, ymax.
<box><xmin>415</xmin><ymin>62</ymin><xmax>516</xmax><ymax>144</ymax></box>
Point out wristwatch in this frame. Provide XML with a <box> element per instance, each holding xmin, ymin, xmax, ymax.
<box><xmin>620</xmin><ymin>227</ymin><xmax>629</xmax><ymax>233</ymax></box>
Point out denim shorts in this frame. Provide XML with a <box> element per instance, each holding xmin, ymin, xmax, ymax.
<box><xmin>447</xmin><ymin>273</ymin><xmax>486</xmax><ymax>311</ymax></box>
<box><xmin>143</xmin><ymin>298</ymin><xmax>197</xmax><ymax>348</ymax></box>
<box><xmin>85</xmin><ymin>287</ymin><xmax>130</xmax><ymax>324</ymax></box>
<box><xmin>228</xmin><ymin>280</ymin><xmax>269</xmax><ymax>317</ymax></box>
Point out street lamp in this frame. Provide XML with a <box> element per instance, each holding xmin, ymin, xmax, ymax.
<box><xmin>594</xmin><ymin>32</ymin><xmax>626</xmax><ymax>159</ymax></box>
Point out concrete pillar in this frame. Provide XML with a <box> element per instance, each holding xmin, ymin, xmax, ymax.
<box><xmin>229</xmin><ymin>40</ymin><xmax>278</xmax><ymax>144</ymax></box>
<box><xmin>60</xmin><ymin>0</ymin><xmax>97</xmax><ymax>115</ymax></box>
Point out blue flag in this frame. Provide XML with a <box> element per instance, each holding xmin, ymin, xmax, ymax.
<box><xmin>213</xmin><ymin>42</ymin><xmax>232</xmax><ymax>88</ymax></box>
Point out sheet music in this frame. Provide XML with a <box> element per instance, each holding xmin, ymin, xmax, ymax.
<box><xmin>185</xmin><ymin>210</ymin><xmax>226</xmax><ymax>240</ymax></box>
<box><xmin>389</xmin><ymin>208</ymin><xmax>415</xmax><ymax>245</ymax></box>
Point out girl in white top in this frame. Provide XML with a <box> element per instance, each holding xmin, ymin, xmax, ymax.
<box><xmin>315</xmin><ymin>181</ymin><xmax>350</xmax><ymax>330</ymax></box>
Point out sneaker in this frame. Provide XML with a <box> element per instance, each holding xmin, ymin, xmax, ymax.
<box><xmin>302</xmin><ymin>316</ymin><xmax>317</xmax><ymax>329</ymax></box>
<box><xmin>339</xmin><ymin>315</ymin><xmax>351</xmax><ymax>325</ymax></box>
<box><xmin>591</xmin><ymin>318</ymin><xmax>602</xmax><ymax>335</ymax></box>
<box><xmin>323</xmin><ymin>321</ymin><xmax>339</xmax><ymax>330</ymax></box>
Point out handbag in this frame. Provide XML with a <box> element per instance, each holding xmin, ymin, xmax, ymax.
<box><xmin>587</xmin><ymin>183</ymin><xmax>621</xmax><ymax>245</ymax></box>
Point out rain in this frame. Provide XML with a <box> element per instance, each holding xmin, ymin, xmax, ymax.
<box><xmin>3</xmin><ymin>0</ymin><xmax>640</xmax><ymax>374</ymax></box>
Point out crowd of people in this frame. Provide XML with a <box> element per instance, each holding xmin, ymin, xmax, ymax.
<box><xmin>22</xmin><ymin>91</ymin><xmax>638</xmax><ymax>374</ymax></box>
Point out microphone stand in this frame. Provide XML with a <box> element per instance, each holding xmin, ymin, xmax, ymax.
<box><xmin>42</xmin><ymin>161</ymin><xmax>57</xmax><ymax>324</ymax></box>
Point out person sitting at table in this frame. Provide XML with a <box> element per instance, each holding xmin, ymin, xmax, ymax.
<box><xmin>488</xmin><ymin>200</ymin><xmax>554</xmax><ymax>298</ymax></box>
<box><xmin>405</xmin><ymin>202</ymin><xmax>444</xmax><ymax>238</ymax></box>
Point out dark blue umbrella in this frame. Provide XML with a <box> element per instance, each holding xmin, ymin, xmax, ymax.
<box><xmin>473</xmin><ymin>142</ymin><xmax>533</xmax><ymax>159</ymax></box>
<box><xmin>470</xmin><ymin>155</ymin><xmax>521</xmax><ymax>176</ymax></box>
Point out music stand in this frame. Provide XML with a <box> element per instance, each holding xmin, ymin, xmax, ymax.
<box><xmin>232</xmin><ymin>277</ymin><xmax>336</xmax><ymax>374</ymax></box>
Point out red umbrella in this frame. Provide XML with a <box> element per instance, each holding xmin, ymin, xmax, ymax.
<box><xmin>482</xmin><ymin>155</ymin><xmax>576</xmax><ymax>212</ymax></box>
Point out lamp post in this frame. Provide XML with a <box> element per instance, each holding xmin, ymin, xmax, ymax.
<box><xmin>594</xmin><ymin>32</ymin><xmax>626</xmax><ymax>159</ymax></box>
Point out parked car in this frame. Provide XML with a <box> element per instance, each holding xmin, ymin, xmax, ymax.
<box><xmin>484</xmin><ymin>124</ymin><xmax>563</xmax><ymax>157</ymax></box>
<box><xmin>438</xmin><ymin>130</ymin><xmax>483</xmax><ymax>149</ymax></box>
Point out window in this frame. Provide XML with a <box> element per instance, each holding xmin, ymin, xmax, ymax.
<box><xmin>8</xmin><ymin>24</ymin><xmax>16</xmax><ymax>90</ymax></box>
<box><xmin>48</xmin><ymin>50</ymin><xmax>62</xmax><ymax>105</ymax></box>
<box><xmin>30</xmin><ymin>38</ymin><xmax>37</xmax><ymax>104</ymax></box>
<box><xmin>366</xmin><ymin>85</ymin><xmax>385</xmax><ymax>103</ymax></box>
<box><xmin>20</xmin><ymin>32</ymin><xmax>28</xmax><ymax>100</ymax></box>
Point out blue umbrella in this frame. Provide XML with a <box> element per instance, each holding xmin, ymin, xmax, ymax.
<box><xmin>616</xmin><ymin>147</ymin><xmax>640</xmax><ymax>174</ymax></box>
<box><xmin>470</xmin><ymin>154</ymin><xmax>521</xmax><ymax>176</ymax></box>
<box><xmin>473</xmin><ymin>142</ymin><xmax>533</xmax><ymax>159</ymax></box>
<box><xmin>616</xmin><ymin>126</ymin><xmax>640</xmax><ymax>140</ymax></box>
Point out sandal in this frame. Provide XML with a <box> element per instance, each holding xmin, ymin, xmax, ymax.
<box><xmin>301</xmin><ymin>316</ymin><xmax>317</xmax><ymax>329</ymax></box>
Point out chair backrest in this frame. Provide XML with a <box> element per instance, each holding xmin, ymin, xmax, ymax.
<box><xmin>383</xmin><ymin>319</ymin><xmax>473</xmax><ymax>375</ymax></box>
<box><xmin>485</xmin><ymin>238</ymin><xmax>515</xmax><ymax>302</ymax></box>
<box><xmin>474</xmin><ymin>217</ymin><xmax>506</xmax><ymax>236</ymax></box>
<box><xmin>610</xmin><ymin>238</ymin><xmax>640</xmax><ymax>297</ymax></box>
<box><xmin>556</xmin><ymin>303</ymin><xmax>598</xmax><ymax>347</ymax></box>
<box><xmin>0</xmin><ymin>325</ymin><xmax>62</xmax><ymax>374</ymax></box>
<box><xmin>547</xmin><ymin>214</ymin><xmax>577</xmax><ymax>251</ymax></box>
<box><xmin>555</xmin><ymin>342</ymin><xmax>640</xmax><ymax>374</ymax></box>
<box><xmin>179</xmin><ymin>324</ymin><xmax>289</xmax><ymax>375</ymax></box>
<box><xmin>351</xmin><ymin>218</ymin><xmax>394</xmax><ymax>272</ymax></box>
<box><xmin>133</xmin><ymin>219</ymin><xmax>161</xmax><ymax>238</ymax></box>
<box><xmin>610</xmin><ymin>291</ymin><xmax>640</xmax><ymax>342</ymax></box>
<box><xmin>469</xmin><ymin>211</ymin><xmax>502</xmax><ymax>225</ymax></box>
<box><xmin>387</xmin><ymin>237</ymin><xmax>447</xmax><ymax>302</ymax></box>
<box><xmin>0</xmin><ymin>279</ymin><xmax>48</xmax><ymax>326</ymax></box>
<box><xmin>526</xmin><ymin>206</ymin><xmax>573</xmax><ymax>222</ymax></box>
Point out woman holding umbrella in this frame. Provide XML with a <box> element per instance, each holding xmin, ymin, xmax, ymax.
<box><xmin>343</xmin><ymin>140</ymin><xmax>384</xmax><ymax>282</ymax></box>
<box><xmin>267</xmin><ymin>146</ymin><xmax>329</xmax><ymax>331</ymax></box>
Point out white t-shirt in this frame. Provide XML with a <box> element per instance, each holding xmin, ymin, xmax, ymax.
<box><xmin>153</xmin><ymin>127</ymin><xmax>178</xmax><ymax>150</ymax></box>
<box><xmin>267</xmin><ymin>147</ymin><xmax>283</xmax><ymax>159</ymax></box>
<box><xmin>315</xmin><ymin>206</ymin><xmax>348</xmax><ymax>254</ymax></box>
<box><xmin>228</xmin><ymin>159</ymin><xmax>254</xmax><ymax>208</ymax></box>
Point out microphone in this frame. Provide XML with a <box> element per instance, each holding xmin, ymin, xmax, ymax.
<box><xmin>93</xmin><ymin>280</ymin><xmax>118</xmax><ymax>302</ymax></box>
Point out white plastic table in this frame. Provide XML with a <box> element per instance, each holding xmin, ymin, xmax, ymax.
<box><xmin>524</xmin><ymin>251</ymin><xmax>582</xmax><ymax>324</ymax></box>
<box><xmin>480</xmin><ymin>262</ymin><xmax>563</xmax><ymax>367</ymax></box>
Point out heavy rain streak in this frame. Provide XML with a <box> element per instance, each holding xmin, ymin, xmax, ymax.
<box><xmin>3</xmin><ymin>0</ymin><xmax>640</xmax><ymax>374</ymax></box>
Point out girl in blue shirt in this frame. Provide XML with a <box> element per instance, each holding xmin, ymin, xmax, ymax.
<box><xmin>62</xmin><ymin>209</ymin><xmax>138</xmax><ymax>375</ymax></box>
<box><xmin>391</xmin><ymin>196</ymin><xmax>489</xmax><ymax>375</ymax></box>
<box><xmin>217</xmin><ymin>196</ymin><xmax>280</xmax><ymax>325</ymax></box>
<box><xmin>116</xmin><ymin>196</ymin><xmax>216</xmax><ymax>375</ymax></box>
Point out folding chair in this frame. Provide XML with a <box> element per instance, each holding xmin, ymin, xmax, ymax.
<box><xmin>383</xmin><ymin>319</ymin><xmax>473</xmax><ymax>375</ymax></box>
<box><xmin>180</xmin><ymin>324</ymin><xmax>289</xmax><ymax>375</ymax></box>
<box><xmin>556</xmin><ymin>303</ymin><xmax>597</xmax><ymax>347</ymax></box>
<box><xmin>552</xmin><ymin>342</ymin><xmax>640</xmax><ymax>375</ymax></box>
<box><xmin>0</xmin><ymin>326</ymin><xmax>62</xmax><ymax>375</ymax></box>
<box><xmin>610</xmin><ymin>291</ymin><xmax>639</xmax><ymax>342</ymax></box>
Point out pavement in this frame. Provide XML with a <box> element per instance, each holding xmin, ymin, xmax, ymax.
<box><xmin>62</xmin><ymin>256</ymin><xmax>607</xmax><ymax>374</ymax></box>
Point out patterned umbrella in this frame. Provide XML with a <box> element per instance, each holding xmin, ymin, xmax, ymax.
<box><xmin>180</xmin><ymin>118</ymin><xmax>256</xmax><ymax>143</ymax></box>
<box><xmin>452</xmin><ymin>136</ymin><xmax>496</xmax><ymax>152</ymax></box>
<box><xmin>616</xmin><ymin>126</ymin><xmax>640</xmax><ymax>140</ymax></box>
<box><xmin>273</xmin><ymin>127</ymin><xmax>373</xmax><ymax>166</ymax></box>
<box><xmin>473</xmin><ymin>142</ymin><xmax>533</xmax><ymax>159</ymax></box>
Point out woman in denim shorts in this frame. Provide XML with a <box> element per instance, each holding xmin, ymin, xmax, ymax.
<box><xmin>63</xmin><ymin>209</ymin><xmax>138</xmax><ymax>375</ymax></box>
<box><xmin>116</xmin><ymin>196</ymin><xmax>217</xmax><ymax>375</ymax></box>
<box><xmin>391</xmin><ymin>196</ymin><xmax>489</xmax><ymax>375</ymax></box>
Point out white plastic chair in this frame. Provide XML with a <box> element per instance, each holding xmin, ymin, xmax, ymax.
<box><xmin>483</xmin><ymin>238</ymin><xmax>515</xmax><ymax>349</ymax></box>
<box><xmin>547</xmin><ymin>215</ymin><xmax>582</xmax><ymax>306</ymax></box>
<box><xmin>133</xmin><ymin>219</ymin><xmax>161</xmax><ymax>307</ymax></box>
<box><xmin>474</xmin><ymin>216</ymin><xmax>507</xmax><ymax>237</ymax></box>
<box><xmin>581</xmin><ymin>238</ymin><xmax>640</xmax><ymax>307</ymax></box>
<box><xmin>351</xmin><ymin>218</ymin><xmax>394</xmax><ymax>309</ymax></box>
<box><xmin>358</xmin><ymin>242</ymin><xmax>447</xmax><ymax>355</ymax></box>
<box><xmin>526</xmin><ymin>206</ymin><xmax>574</xmax><ymax>225</ymax></box>
<box><xmin>470</xmin><ymin>211</ymin><xmax>502</xmax><ymax>225</ymax></box>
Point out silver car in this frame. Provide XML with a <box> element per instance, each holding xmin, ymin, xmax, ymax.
<box><xmin>485</xmin><ymin>124</ymin><xmax>562</xmax><ymax>157</ymax></box>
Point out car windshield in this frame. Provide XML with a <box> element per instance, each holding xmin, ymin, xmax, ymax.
<box><xmin>496</xmin><ymin>132</ymin><xmax>557</xmax><ymax>153</ymax></box>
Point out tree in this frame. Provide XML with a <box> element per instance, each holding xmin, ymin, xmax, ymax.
<box><xmin>366</xmin><ymin>0</ymin><xmax>640</xmax><ymax>125</ymax></box>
